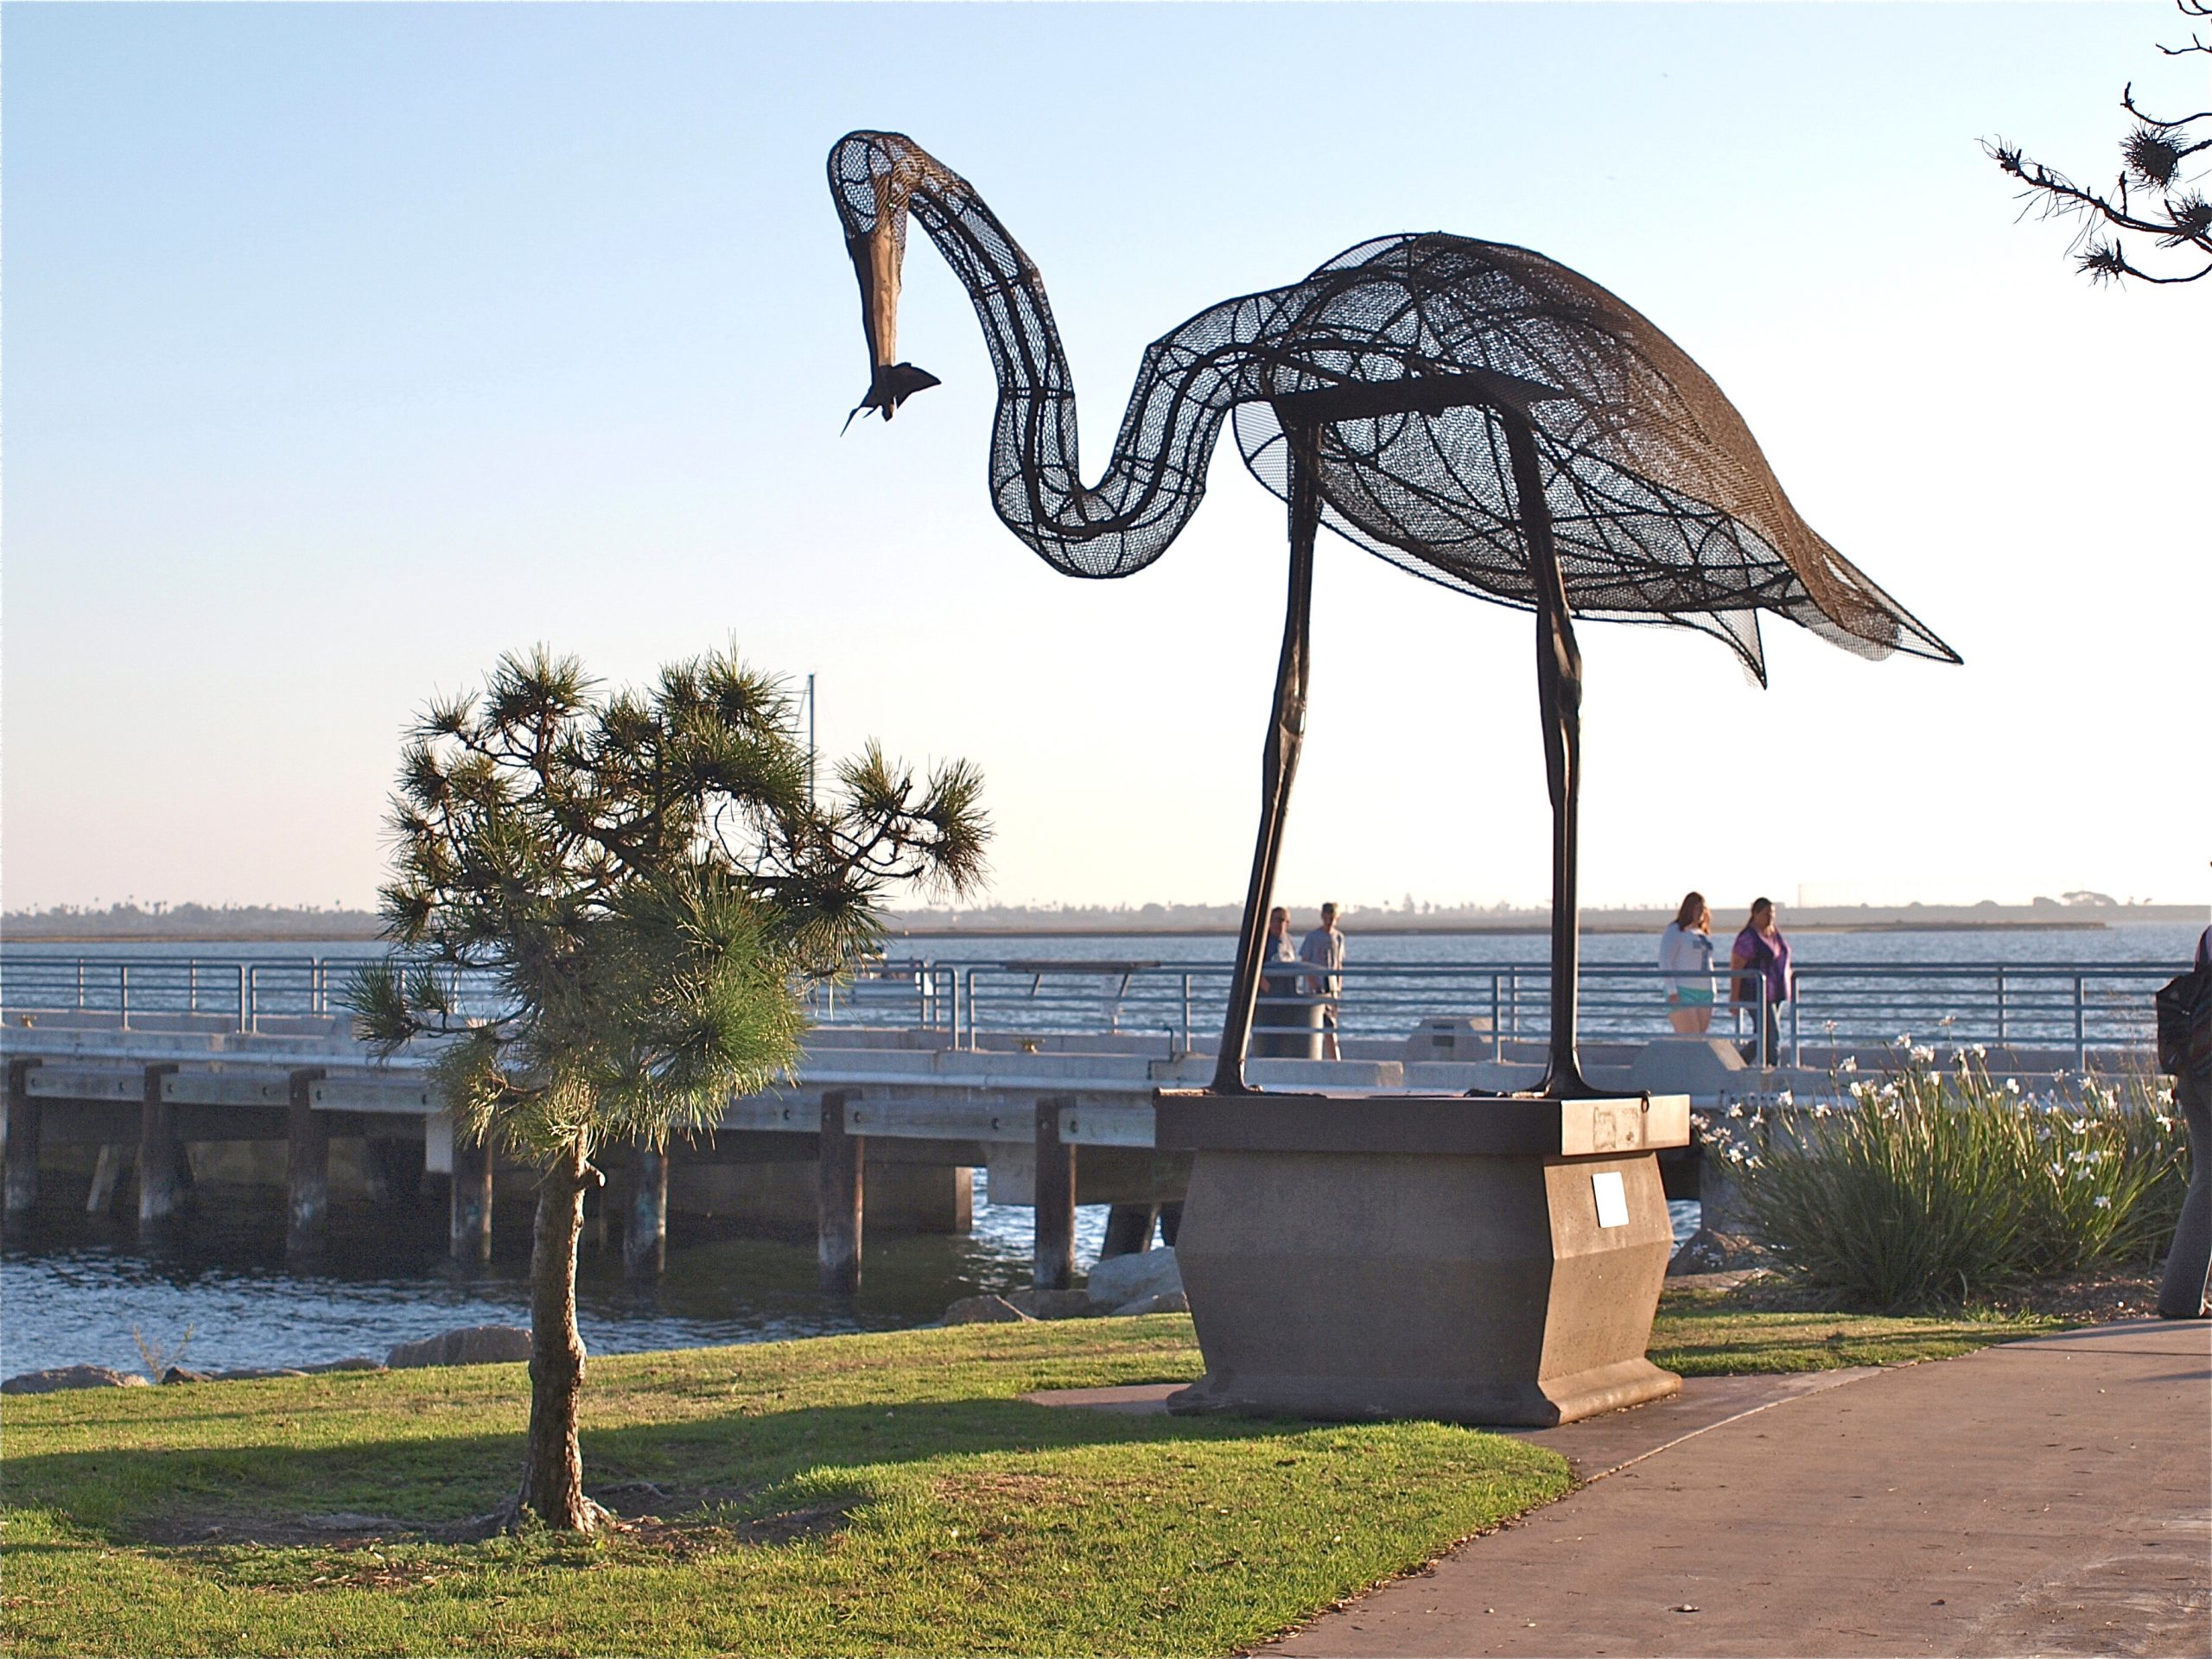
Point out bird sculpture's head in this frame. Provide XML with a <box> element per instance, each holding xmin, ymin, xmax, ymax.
<box><xmin>828</xmin><ymin>130</ymin><xmax>945</xmax><ymax>425</ymax></box>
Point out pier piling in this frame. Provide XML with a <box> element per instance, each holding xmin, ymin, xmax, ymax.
<box><xmin>86</xmin><ymin>1144</ymin><xmax>129</xmax><ymax>1215</ymax></box>
<box><xmin>361</xmin><ymin>1137</ymin><xmax>416</xmax><ymax>1207</ymax></box>
<box><xmin>285</xmin><ymin>1069</ymin><xmax>329</xmax><ymax>1258</ymax></box>
<box><xmin>1101</xmin><ymin>1202</ymin><xmax>1159</xmax><ymax>1258</ymax></box>
<box><xmin>625</xmin><ymin>1142</ymin><xmax>668</xmax><ymax>1278</ymax></box>
<box><xmin>1033</xmin><ymin>1096</ymin><xmax>1077</xmax><ymax>1291</ymax></box>
<box><xmin>817</xmin><ymin>1090</ymin><xmax>863</xmax><ymax>1294</ymax></box>
<box><xmin>136</xmin><ymin>1064</ymin><xmax>184</xmax><ymax>1230</ymax></box>
<box><xmin>449</xmin><ymin>1135</ymin><xmax>493</xmax><ymax>1264</ymax></box>
<box><xmin>4</xmin><ymin>1059</ymin><xmax>42</xmax><ymax>1221</ymax></box>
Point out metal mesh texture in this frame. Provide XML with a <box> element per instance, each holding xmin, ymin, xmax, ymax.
<box><xmin>830</xmin><ymin>132</ymin><xmax>1957</xmax><ymax>683</ymax></box>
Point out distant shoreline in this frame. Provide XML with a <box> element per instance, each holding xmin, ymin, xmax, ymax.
<box><xmin>881</xmin><ymin>919</ymin><xmax>2123</xmax><ymax>938</ymax></box>
<box><xmin>0</xmin><ymin>919</ymin><xmax>2136</xmax><ymax>943</ymax></box>
<box><xmin>7</xmin><ymin>902</ymin><xmax>2197</xmax><ymax>946</ymax></box>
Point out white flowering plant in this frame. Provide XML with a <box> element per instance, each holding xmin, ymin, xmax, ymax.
<box><xmin>1702</xmin><ymin>1056</ymin><xmax>2187</xmax><ymax>1312</ymax></box>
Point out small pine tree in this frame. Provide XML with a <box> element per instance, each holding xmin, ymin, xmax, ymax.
<box><xmin>348</xmin><ymin>645</ymin><xmax>986</xmax><ymax>1532</ymax></box>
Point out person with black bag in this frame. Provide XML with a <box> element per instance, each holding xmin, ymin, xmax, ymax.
<box><xmin>2153</xmin><ymin>923</ymin><xmax>2212</xmax><ymax>1319</ymax></box>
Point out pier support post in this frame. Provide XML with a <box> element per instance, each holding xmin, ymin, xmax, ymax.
<box><xmin>1034</xmin><ymin>1096</ymin><xmax>1077</xmax><ymax>1291</ymax></box>
<box><xmin>86</xmin><ymin>1145</ymin><xmax>130</xmax><ymax>1215</ymax></box>
<box><xmin>625</xmin><ymin>1141</ymin><xmax>669</xmax><ymax>1278</ymax></box>
<box><xmin>1101</xmin><ymin>1203</ymin><xmax>1158</xmax><ymax>1259</ymax></box>
<box><xmin>362</xmin><ymin>1137</ymin><xmax>418</xmax><ymax>1207</ymax></box>
<box><xmin>137</xmin><ymin>1064</ymin><xmax>185</xmax><ymax>1231</ymax></box>
<box><xmin>3</xmin><ymin>1059</ymin><xmax>42</xmax><ymax>1224</ymax></box>
<box><xmin>817</xmin><ymin>1090</ymin><xmax>862</xmax><ymax>1294</ymax></box>
<box><xmin>450</xmin><ymin>1135</ymin><xmax>493</xmax><ymax>1265</ymax></box>
<box><xmin>285</xmin><ymin>1068</ymin><xmax>329</xmax><ymax>1258</ymax></box>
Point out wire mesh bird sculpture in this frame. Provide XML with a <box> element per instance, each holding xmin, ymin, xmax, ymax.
<box><xmin>828</xmin><ymin>130</ymin><xmax>1959</xmax><ymax>1097</ymax></box>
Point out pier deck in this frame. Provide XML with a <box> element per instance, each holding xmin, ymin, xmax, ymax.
<box><xmin>3</xmin><ymin>941</ymin><xmax>2168</xmax><ymax>1284</ymax></box>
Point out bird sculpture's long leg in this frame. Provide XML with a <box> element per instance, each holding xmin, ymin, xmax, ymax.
<box><xmin>1211</xmin><ymin>423</ymin><xmax>1320</xmax><ymax>1094</ymax></box>
<box><xmin>1501</xmin><ymin>407</ymin><xmax>1592</xmax><ymax>1098</ymax></box>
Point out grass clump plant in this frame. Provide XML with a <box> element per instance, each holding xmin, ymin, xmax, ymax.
<box><xmin>1713</xmin><ymin>1049</ymin><xmax>2189</xmax><ymax>1313</ymax></box>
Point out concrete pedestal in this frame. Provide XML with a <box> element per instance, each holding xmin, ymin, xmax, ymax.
<box><xmin>1154</xmin><ymin>1090</ymin><xmax>1689</xmax><ymax>1427</ymax></box>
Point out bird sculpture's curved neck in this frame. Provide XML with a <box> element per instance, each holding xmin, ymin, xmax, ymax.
<box><xmin>826</xmin><ymin>128</ymin><xmax>1959</xmax><ymax>1104</ymax></box>
<box><xmin>830</xmin><ymin>130</ymin><xmax>1253</xmax><ymax>579</ymax></box>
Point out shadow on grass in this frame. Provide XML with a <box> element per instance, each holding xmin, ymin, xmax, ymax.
<box><xmin>5</xmin><ymin>1394</ymin><xmax>1312</xmax><ymax>1551</ymax></box>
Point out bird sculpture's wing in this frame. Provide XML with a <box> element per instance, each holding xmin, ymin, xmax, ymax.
<box><xmin>1231</xmin><ymin>235</ymin><xmax>1959</xmax><ymax>683</ymax></box>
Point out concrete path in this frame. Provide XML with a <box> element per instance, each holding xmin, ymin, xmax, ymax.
<box><xmin>1264</xmin><ymin>1321</ymin><xmax>2210</xmax><ymax>1657</ymax></box>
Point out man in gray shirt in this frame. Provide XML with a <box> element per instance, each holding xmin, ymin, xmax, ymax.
<box><xmin>1300</xmin><ymin>902</ymin><xmax>1346</xmax><ymax>1060</ymax></box>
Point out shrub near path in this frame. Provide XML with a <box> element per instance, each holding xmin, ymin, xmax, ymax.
<box><xmin>1714</xmin><ymin>1056</ymin><xmax>2189</xmax><ymax>1312</ymax></box>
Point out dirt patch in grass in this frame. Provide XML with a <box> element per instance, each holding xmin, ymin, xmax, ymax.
<box><xmin>613</xmin><ymin>1500</ymin><xmax>855</xmax><ymax>1561</ymax></box>
<box><xmin>132</xmin><ymin>1487</ymin><xmax>856</xmax><ymax>1556</ymax></box>
<box><xmin>1974</xmin><ymin>1267</ymin><xmax>2166</xmax><ymax>1323</ymax></box>
<box><xmin>1669</xmin><ymin>1265</ymin><xmax>2164</xmax><ymax>1321</ymax></box>
<box><xmin>137</xmin><ymin>1511</ymin><xmax>421</xmax><ymax>1549</ymax></box>
<box><xmin>934</xmin><ymin>1469</ymin><xmax>1056</xmax><ymax>1499</ymax></box>
<box><xmin>586</xmin><ymin>1478</ymin><xmax>758</xmax><ymax>1519</ymax></box>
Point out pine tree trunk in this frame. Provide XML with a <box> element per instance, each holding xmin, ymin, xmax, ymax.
<box><xmin>513</xmin><ymin>1139</ymin><xmax>600</xmax><ymax>1532</ymax></box>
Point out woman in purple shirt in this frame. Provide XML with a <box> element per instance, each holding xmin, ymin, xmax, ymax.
<box><xmin>1731</xmin><ymin>897</ymin><xmax>1792</xmax><ymax>1067</ymax></box>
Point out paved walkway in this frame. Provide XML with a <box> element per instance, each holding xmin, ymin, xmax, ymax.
<box><xmin>1262</xmin><ymin>1321</ymin><xmax>2209</xmax><ymax>1657</ymax></box>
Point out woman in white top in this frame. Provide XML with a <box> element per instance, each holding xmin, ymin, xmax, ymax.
<box><xmin>1658</xmin><ymin>891</ymin><xmax>1717</xmax><ymax>1034</ymax></box>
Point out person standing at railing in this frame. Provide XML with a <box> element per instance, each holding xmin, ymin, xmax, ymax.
<box><xmin>2153</xmin><ymin>923</ymin><xmax>2212</xmax><ymax>1319</ymax></box>
<box><xmin>1731</xmin><ymin>897</ymin><xmax>1792</xmax><ymax>1067</ymax></box>
<box><xmin>1254</xmin><ymin>907</ymin><xmax>1300</xmax><ymax>1049</ymax></box>
<box><xmin>1300</xmin><ymin>902</ymin><xmax>1346</xmax><ymax>1061</ymax></box>
<box><xmin>1659</xmin><ymin>892</ymin><xmax>1717</xmax><ymax>1034</ymax></box>
<box><xmin>1260</xmin><ymin>906</ymin><xmax>1300</xmax><ymax>995</ymax></box>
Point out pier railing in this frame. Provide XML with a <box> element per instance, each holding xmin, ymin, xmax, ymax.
<box><xmin>0</xmin><ymin>951</ymin><xmax>2169</xmax><ymax>1069</ymax></box>
<box><xmin>833</xmin><ymin>959</ymin><xmax>2167</xmax><ymax>1067</ymax></box>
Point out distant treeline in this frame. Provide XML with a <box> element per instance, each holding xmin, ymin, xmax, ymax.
<box><xmin>4</xmin><ymin>896</ymin><xmax>2198</xmax><ymax>943</ymax></box>
<box><xmin>881</xmin><ymin>899</ymin><xmax>2202</xmax><ymax>935</ymax></box>
<box><xmin>2</xmin><ymin>904</ymin><xmax>386</xmax><ymax>941</ymax></box>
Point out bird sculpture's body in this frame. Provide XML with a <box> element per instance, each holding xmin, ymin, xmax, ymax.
<box><xmin>829</xmin><ymin>130</ymin><xmax>1957</xmax><ymax>1096</ymax></box>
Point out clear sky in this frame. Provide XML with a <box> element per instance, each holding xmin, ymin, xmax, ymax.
<box><xmin>3</xmin><ymin>2</ymin><xmax>2205</xmax><ymax>917</ymax></box>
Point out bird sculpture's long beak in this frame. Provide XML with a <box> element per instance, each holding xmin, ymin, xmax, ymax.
<box><xmin>843</xmin><ymin>226</ymin><xmax>939</xmax><ymax>429</ymax></box>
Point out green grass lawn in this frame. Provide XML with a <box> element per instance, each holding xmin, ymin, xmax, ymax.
<box><xmin>1649</xmin><ymin>1284</ymin><xmax>2063</xmax><ymax>1373</ymax></box>
<box><xmin>0</xmin><ymin>1294</ymin><xmax>2069</xmax><ymax>1657</ymax></box>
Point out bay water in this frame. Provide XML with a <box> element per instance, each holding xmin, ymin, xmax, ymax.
<box><xmin>4</xmin><ymin>923</ymin><xmax>2196</xmax><ymax>1377</ymax></box>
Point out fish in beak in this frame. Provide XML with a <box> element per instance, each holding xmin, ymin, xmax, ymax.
<box><xmin>844</xmin><ymin>223</ymin><xmax>939</xmax><ymax>429</ymax></box>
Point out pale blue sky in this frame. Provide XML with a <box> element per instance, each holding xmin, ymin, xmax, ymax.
<box><xmin>4</xmin><ymin>3</ymin><xmax>2205</xmax><ymax>914</ymax></box>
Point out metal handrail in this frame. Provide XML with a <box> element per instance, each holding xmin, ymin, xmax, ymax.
<box><xmin>0</xmin><ymin>949</ymin><xmax>2175</xmax><ymax>1066</ymax></box>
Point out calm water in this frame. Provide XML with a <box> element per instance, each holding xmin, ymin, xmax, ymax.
<box><xmin>3</xmin><ymin>1185</ymin><xmax>1100</xmax><ymax>1378</ymax></box>
<box><xmin>9</xmin><ymin>923</ymin><xmax>2196</xmax><ymax>1048</ymax></box>
<box><xmin>0</xmin><ymin>1190</ymin><xmax>1700</xmax><ymax>1377</ymax></box>
<box><xmin>6</xmin><ymin>920</ymin><xmax>2200</xmax><ymax>971</ymax></box>
<box><xmin>886</xmin><ymin>920</ymin><xmax>2207</xmax><ymax>969</ymax></box>
<box><xmin>9</xmin><ymin>921</ymin><xmax>2192</xmax><ymax>1380</ymax></box>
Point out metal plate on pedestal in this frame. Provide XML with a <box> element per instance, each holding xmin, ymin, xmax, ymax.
<box><xmin>1153</xmin><ymin>1090</ymin><xmax>1689</xmax><ymax>1157</ymax></box>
